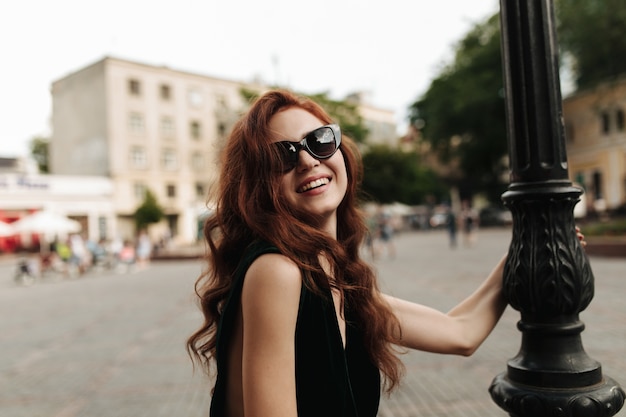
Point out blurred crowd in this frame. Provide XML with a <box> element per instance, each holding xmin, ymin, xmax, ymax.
<box><xmin>16</xmin><ymin>231</ymin><xmax>156</xmax><ymax>282</ymax></box>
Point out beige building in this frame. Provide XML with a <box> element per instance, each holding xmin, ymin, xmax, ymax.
<box><xmin>51</xmin><ymin>57</ymin><xmax>265</xmax><ymax>244</ymax></box>
<box><xmin>563</xmin><ymin>76</ymin><xmax>626</xmax><ymax>214</ymax></box>
<box><xmin>50</xmin><ymin>57</ymin><xmax>398</xmax><ymax>244</ymax></box>
<box><xmin>345</xmin><ymin>92</ymin><xmax>397</xmax><ymax>146</ymax></box>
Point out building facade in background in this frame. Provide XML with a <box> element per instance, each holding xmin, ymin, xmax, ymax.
<box><xmin>47</xmin><ymin>57</ymin><xmax>398</xmax><ymax>245</ymax></box>
<box><xmin>50</xmin><ymin>57</ymin><xmax>266</xmax><ymax>244</ymax></box>
<box><xmin>345</xmin><ymin>91</ymin><xmax>397</xmax><ymax>147</ymax></box>
<box><xmin>563</xmin><ymin>76</ymin><xmax>626</xmax><ymax>215</ymax></box>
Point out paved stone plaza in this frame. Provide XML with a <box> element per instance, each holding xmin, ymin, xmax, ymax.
<box><xmin>1</xmin><ymin>228</ymin><xmax>624</xmax><ymax>417</ymax></box>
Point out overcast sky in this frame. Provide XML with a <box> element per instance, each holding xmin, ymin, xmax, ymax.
<box><xmin>1</xmin><ymin>0</ymin><xmax>499</xmax><ymax>157</ymax></box>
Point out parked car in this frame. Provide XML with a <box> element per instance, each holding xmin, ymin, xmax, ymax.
<box><xmin>429</xmin><ymin>211</ymin><xmax>450</xmax><ymax>229</ymax></box>
<box><xmin>479</xmin><ymin>206</ymin><xmax>513</xmax><ymax>227</ymax></box>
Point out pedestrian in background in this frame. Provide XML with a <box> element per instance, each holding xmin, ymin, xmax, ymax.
<box><xmin>136</xmin><ymin>230</ymin><xmax>152</xmax><ymax>269</ymax></box>
<box><xmin>364</xmin><ymin>209</ymin><xmax>379</xmax><ymax>260</ymax></box>
<box><xmin>69</xmin><ymin>233</ymin><xmax>89</xmax><ymax>275</ymax></box>
<box><xmin>446</xmin><ymin>205</ymin><xmax>458</xmax><ymax>248</ymax></box>
<box><xmin>117</xmin><ymin>239</ymin><xmax>136</xmax><ymax>273</ymax></box>
<box><xmin>377</xmin><ymin>207</ymin><xmax>396</xmax><ymax>259</ymax></box>
<box><xmin>461</xmin><ymin>200</ymin><xmax>478</xmax><ymax>247</ymax></box>
<box><xmin>186</xmin><ymin>90</ymin><xmax>585</xmax><ymax>417</ymax></box>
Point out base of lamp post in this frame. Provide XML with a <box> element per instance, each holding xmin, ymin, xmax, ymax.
<box><xmin>490</xmin><ymin>373</ymin><xmax>625</xmax><ymax>417</ymax></box>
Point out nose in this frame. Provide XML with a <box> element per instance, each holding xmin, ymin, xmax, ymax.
<box><xmin>296</xmin><ymin>148</ymin><xmax>319</xmax><ymax>171</ymax></box>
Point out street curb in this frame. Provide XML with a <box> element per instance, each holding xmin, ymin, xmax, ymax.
<box><xmin>584</xmin><ymin>241</ymin><xmax>626</xmax><ymax>258</ymax></box>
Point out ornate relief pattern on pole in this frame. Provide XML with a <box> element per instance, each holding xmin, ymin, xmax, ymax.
<box><xmin>504</xmin><ymin>194</ymin><xmax>594</xmax><ymax>317</ymax></box>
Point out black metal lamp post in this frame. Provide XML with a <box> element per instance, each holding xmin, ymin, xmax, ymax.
<box><xmin>489</xmin><ymin>1</ymin><xmax>625</xmax><ymax>416</ymax></box>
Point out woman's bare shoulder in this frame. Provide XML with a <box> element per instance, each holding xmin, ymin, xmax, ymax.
<box><xmin>242</xmin><ymin>253</ymin><xmax>302</xmax><ymax>309</ymax></box>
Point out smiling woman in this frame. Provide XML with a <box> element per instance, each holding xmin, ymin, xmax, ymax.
<box><xmin>187</xmin><ymin>89</ymin><xmax>513</xmax><ymax>417</ymax></box>
<box><xmin>269</xmin><ymin>108</ymin><xmax>349</xmax><ymax>228</ymax></box>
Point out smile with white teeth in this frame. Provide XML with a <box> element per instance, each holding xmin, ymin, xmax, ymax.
<box><xmin>298</xmin><ymin>178</ymin><xmax>330</xmax><ymax>193</ymax></box>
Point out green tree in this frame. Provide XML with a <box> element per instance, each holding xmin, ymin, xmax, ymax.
<box><xmin>361</xmin><ymin>145</ymin><xmax>446</xmax><ymax>205</ymax></box>
<box><xmin>557</xmin><ymin>0</ymin><xmax>626</xmax><ymax>89</ymax></box>
<box><xmin>30</xmin><ymin>136</ymin><xmax>50</xmax><ymax>173</ymax></box>
<box><xmin>240</xmin><ymin>88</ymin><xmax>368</xmax><ymax>143</ymax></box>
<box><xmin>133</xmin><ymin>189</ymin><xmax>164</xmax><ymax>231</ymax></box>
<box><xmin>408</xmin><ymin>14</ymin><xmax>508</xmax><ymax>203</ymax></box>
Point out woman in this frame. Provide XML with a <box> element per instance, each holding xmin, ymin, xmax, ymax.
<box><xmin>187</xmin><ymin>90</ymin><xmax>579</xmax><ymax>417</ymax></box>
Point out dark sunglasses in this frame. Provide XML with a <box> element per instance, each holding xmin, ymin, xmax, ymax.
<box><xmin>274</xmin><ymin>124</ymin><xmax>342</xmax><ymax>172</ymax></box>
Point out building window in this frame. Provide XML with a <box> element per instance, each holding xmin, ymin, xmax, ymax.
<box><xmin>128</xmin><ymin>79</ymin><xmax>141</xmax><ymax>96</ymax></box>
<box><xmin>217</xmin><ymin>122</ymin><xmax>227</xmax><ymax>138</ymax></box>
<box><xmin>98</xmin><ymin>216</ymin><xmax>107</xmax><ymax>240</ymax></box>
<box><xmin>191</xmin><ymin>151</ymin><xmax>204</xmax><ymax>171</ymax></box>
<box><xmin>129</xmin><ymin>112</ymin><xmax>145</xmax><ymax>134</ymax></box>
<box><xmin>134</xmin><ymin>183</ymin><xmax>147</xmax><ymax>199</ymax></box>
<box><xmin>130</xmin><ymin>146</ymin><xmax>147</xmax><ymax>169</ymax></box>
<box><xmin>195</xmin><ymin>182</ymin><xmax>205</xmax><ymax>198</ymax></box>
<box><xmin>160</xmin><ymin>84</ymin><xmax>171</xmax><ymax>100</ymax></box>
<box><xmin>574</xmin><ymin>172</ymin><xmax>585</xmax><ymax>188</ymax></box>
<box><xmin>162</xmin><ymin>148</ymin><xmax>178</xmax><ymax>170</ymax></box>
<box><xmin>160</xmin><ymin>116</ymin><xmax>176</xmax><ymax>139</ymax></box>
<box><xmin>617</xmin><ymin>109</ymin><xmax>625</xmax><ymax>132</ymax></box>
<box><xmin>592</xmin><ymin>170</ymin><xmax>603</xmax><ymax>200</ymax></box>
<box><xmin>601</xmin><ymin>111</ymin><xmax>610</xmax><ymax>134</ymax></box>
<box><xmin>188</xmin><ymin>88</ymin><xmax>203</xmax><ymax>107</ymax></box>
<box><xmin>166</xmin><ymin>184</ymin><xmax>176</xmax><ymax>198</ymax></box>
<box><xmin>190</xmin><ymin>120</ymin><xmax>202</xmax><ymax>140</ymax></box>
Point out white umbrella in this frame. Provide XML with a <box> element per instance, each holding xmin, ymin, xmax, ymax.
<box><xmin>12</xmin><ymin>211</ymin><xmax>82</xmax><ymax>235</ymax></box>
<box><xmin>0</xmin><ymin>220</ymin><xmax>15</xmax><ymax>237</ymax></box>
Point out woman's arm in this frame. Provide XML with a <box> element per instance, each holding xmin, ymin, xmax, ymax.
<box><xmin>383</xmin><ymin>254</ymin><xmax>507</xmax><ymax>356</ymax></box>
<box><xmin>241</xmin><ymin>253</ymin><xmax>302</xmax><ymax>417</ymax></box>
<box><xmin>384</xmin><ymin>228</ymin><xmax>586</xmax><ymax>356</ymax></box>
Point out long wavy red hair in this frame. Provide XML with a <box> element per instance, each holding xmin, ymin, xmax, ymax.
<box><xmin>187</xmin><ymin>89</ymin><xmax>404</xmax><ymax>391</ymax></box>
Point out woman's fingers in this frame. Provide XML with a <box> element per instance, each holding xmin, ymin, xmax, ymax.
<box><xmin>575</xmin><ymin>226</ymin><xmax>587</xmax><ymax>248</ymax></box>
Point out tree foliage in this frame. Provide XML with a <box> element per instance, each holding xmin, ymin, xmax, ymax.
<box><xmin>133</xmin><ymin>189</ymin><xmax>164</xmax><ymax>231</ymax></box>
<box><xmin>361</xmin><ymin>145</ymin><xmax>446</xmax><ymax>205</ymax></box>
<box><xmin>408</xmin><ymin>14</ymin><xmax>508</xmax><ymax>202</ymax></box>
<box><xmin>240</xmin><ymin>88</ymin><xmax>368</xmax><ymax>143</ymax></box>
<box><xmin>556</xmin><ymin>0</ymin><xmax>626</xmax><ymax>89</ymax></box>
<box><xmin>30</xmin><ymin>136</ymin><xmax>50</xmax><ymax>173</ymax></box>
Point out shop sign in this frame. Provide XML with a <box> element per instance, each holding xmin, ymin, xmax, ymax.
<box><xmin>0</xmin><ymin>175</ymin><xmax>50</xmax><ymax>191</ymax></box>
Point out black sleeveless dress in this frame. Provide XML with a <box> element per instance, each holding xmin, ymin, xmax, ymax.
<box><xmin>209</xmin><ymin>241</ymin><xmax>381</xmax><ymax>417</ymax></box>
